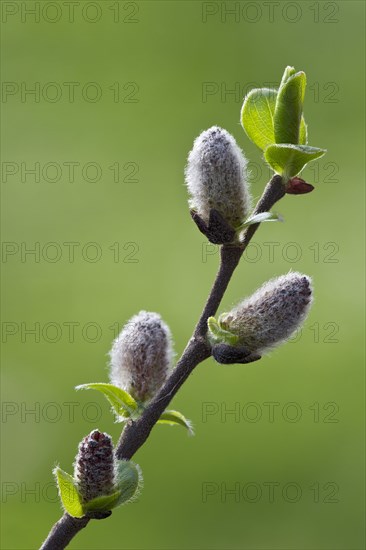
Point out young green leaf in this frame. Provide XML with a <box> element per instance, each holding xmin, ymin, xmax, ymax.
<box><xmin>83</xmin><ymin>490</ymin><xmax>122</xmax><ymax>514</ymax></box>
<box><xmin>53</xmin><ymin>467</ymin><xmax>84</xmax><ymax>518</ymax></box>
<box><xmin>274</xmin><ymin>71</ymin><xmax>306</xmax><ymax>145</ymax></box>
<box><xmin>241</xmin><ymin>88</ymin><xmax>277</xmax><ymax>151</ymax></box>
<box><xmin>114</xmin><ymin>460</ymin><xmax>143</xmax><ymax>506</ymax></box>
<box><xmin>157</xmin><ymin>410</ymin><xmax>194</xmax><ymax>435</ymax></box>
<box><xmin>299</xmin><ymin>116</ymin><xmax>308</xmax><ymax>145</ymax></box>
<box><xmin>279</xmin><ymin>65</ymin><xmax>296</xmax><ymax>87</ymax></box>
<box><xmin>264</xmin><ymin>144</ymin><xmax>326</xmax><ymax>178</ymax></box>
<box><xmin>207</xmin><ymin>316</ymin><xmax>240</xmax><ymax>346</ymax></box>
<box><xmin>75</xmin><ymin>383</ymin><xmax>138</xmax><ymax>421</ymax></box>
<box><xmin>240</xmin><ymin>211</ymin><xmax>283</xmax><ymax>227</ymax></box>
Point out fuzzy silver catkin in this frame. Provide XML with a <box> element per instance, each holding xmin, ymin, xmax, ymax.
<box><xmin>74</xmin><ymin>430</ymin><xmax>115</xmax><ymax>503</ymax></box>
<box><xmin>219</xmin><ymin>272</ymin><xmax>313</xmax><ymax>354</ymax></box>
<box><xmin>185</xmin><ymin>126</ymin><xmax>251</xmax><ymax>229</ymax></box>
<box><xmin>109</xmin><ymin>311</ymin><xmax>173</xmax><ymax>402</ymax></box>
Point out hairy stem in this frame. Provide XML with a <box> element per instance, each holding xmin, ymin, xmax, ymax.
<box><xmin>40</xmin><ymin>515</ymin><xmax>90</xmax><ymax>550</ymax></box>
<box><xmin>40</xmin><ymin>174</ymin><xmax>285</xmax><ymax>550</ymax></box>
<box><xmin>116</xmin><ymin>244</ymin><xmax>242</xmax><ymax>460</ymax></box>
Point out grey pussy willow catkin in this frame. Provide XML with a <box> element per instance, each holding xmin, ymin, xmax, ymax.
<box><xmin>219</xmin><ymin>272</ymin><xmax>313</xmax><ymax>354</ymax></box>
<box><xmin>74</xmin><ymin>430</ymin><xmax>115</xmax><ymax>503</ymax></box>
<box><xmin>109</xmin><ymin>311</ymin><xmax>173</xmax><ymax>402</ymax></box>
<box><xmin>185</xmin><ymin>126</ymin><xmax>251</xmax><ymax>229</ymax></box>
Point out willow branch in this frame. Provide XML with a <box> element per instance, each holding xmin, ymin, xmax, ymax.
<box><xmin>40</xmin><ymin>174</ymin><xmax>285</xmax><ymax>550</ymax></box>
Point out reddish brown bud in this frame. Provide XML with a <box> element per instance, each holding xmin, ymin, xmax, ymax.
<box><xmin>286</xmin><ymin>177</ymin><xmax>314</xmax><ymax>195</ymax></box>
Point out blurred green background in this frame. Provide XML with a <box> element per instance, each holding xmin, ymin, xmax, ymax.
<box><xmin>1</xmin><ymin>1</ymin><xmax>365</xmax><ymax>549</ymax></box>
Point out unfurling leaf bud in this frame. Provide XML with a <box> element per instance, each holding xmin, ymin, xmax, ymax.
<box><xmin>274</xmin><ymin>66</ymin><xmax>306</xmax><ymax>145</ymax></box>
<box><xmin>185</xmin><ymin>126</ymin><xmax>251</xmax><ymax>243</ymax></box>
<box><xmin>109</xmin><ymin>311</ymin><xmax>173</xmax><ymax>402</ymax></box>
<box><xmin>74</xmin><ymin>430</ymin><xmax>114</xmax><ymax>503</ymax></box>
<box><xmin>212</xmin><ymin>272</ymin><xmax>313</xmax><ymax>360</ymax></box>
<box><xmin>55</xmin><ymin>433</ymin><xmax>143</xmax><ymax>517</ymax></box>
